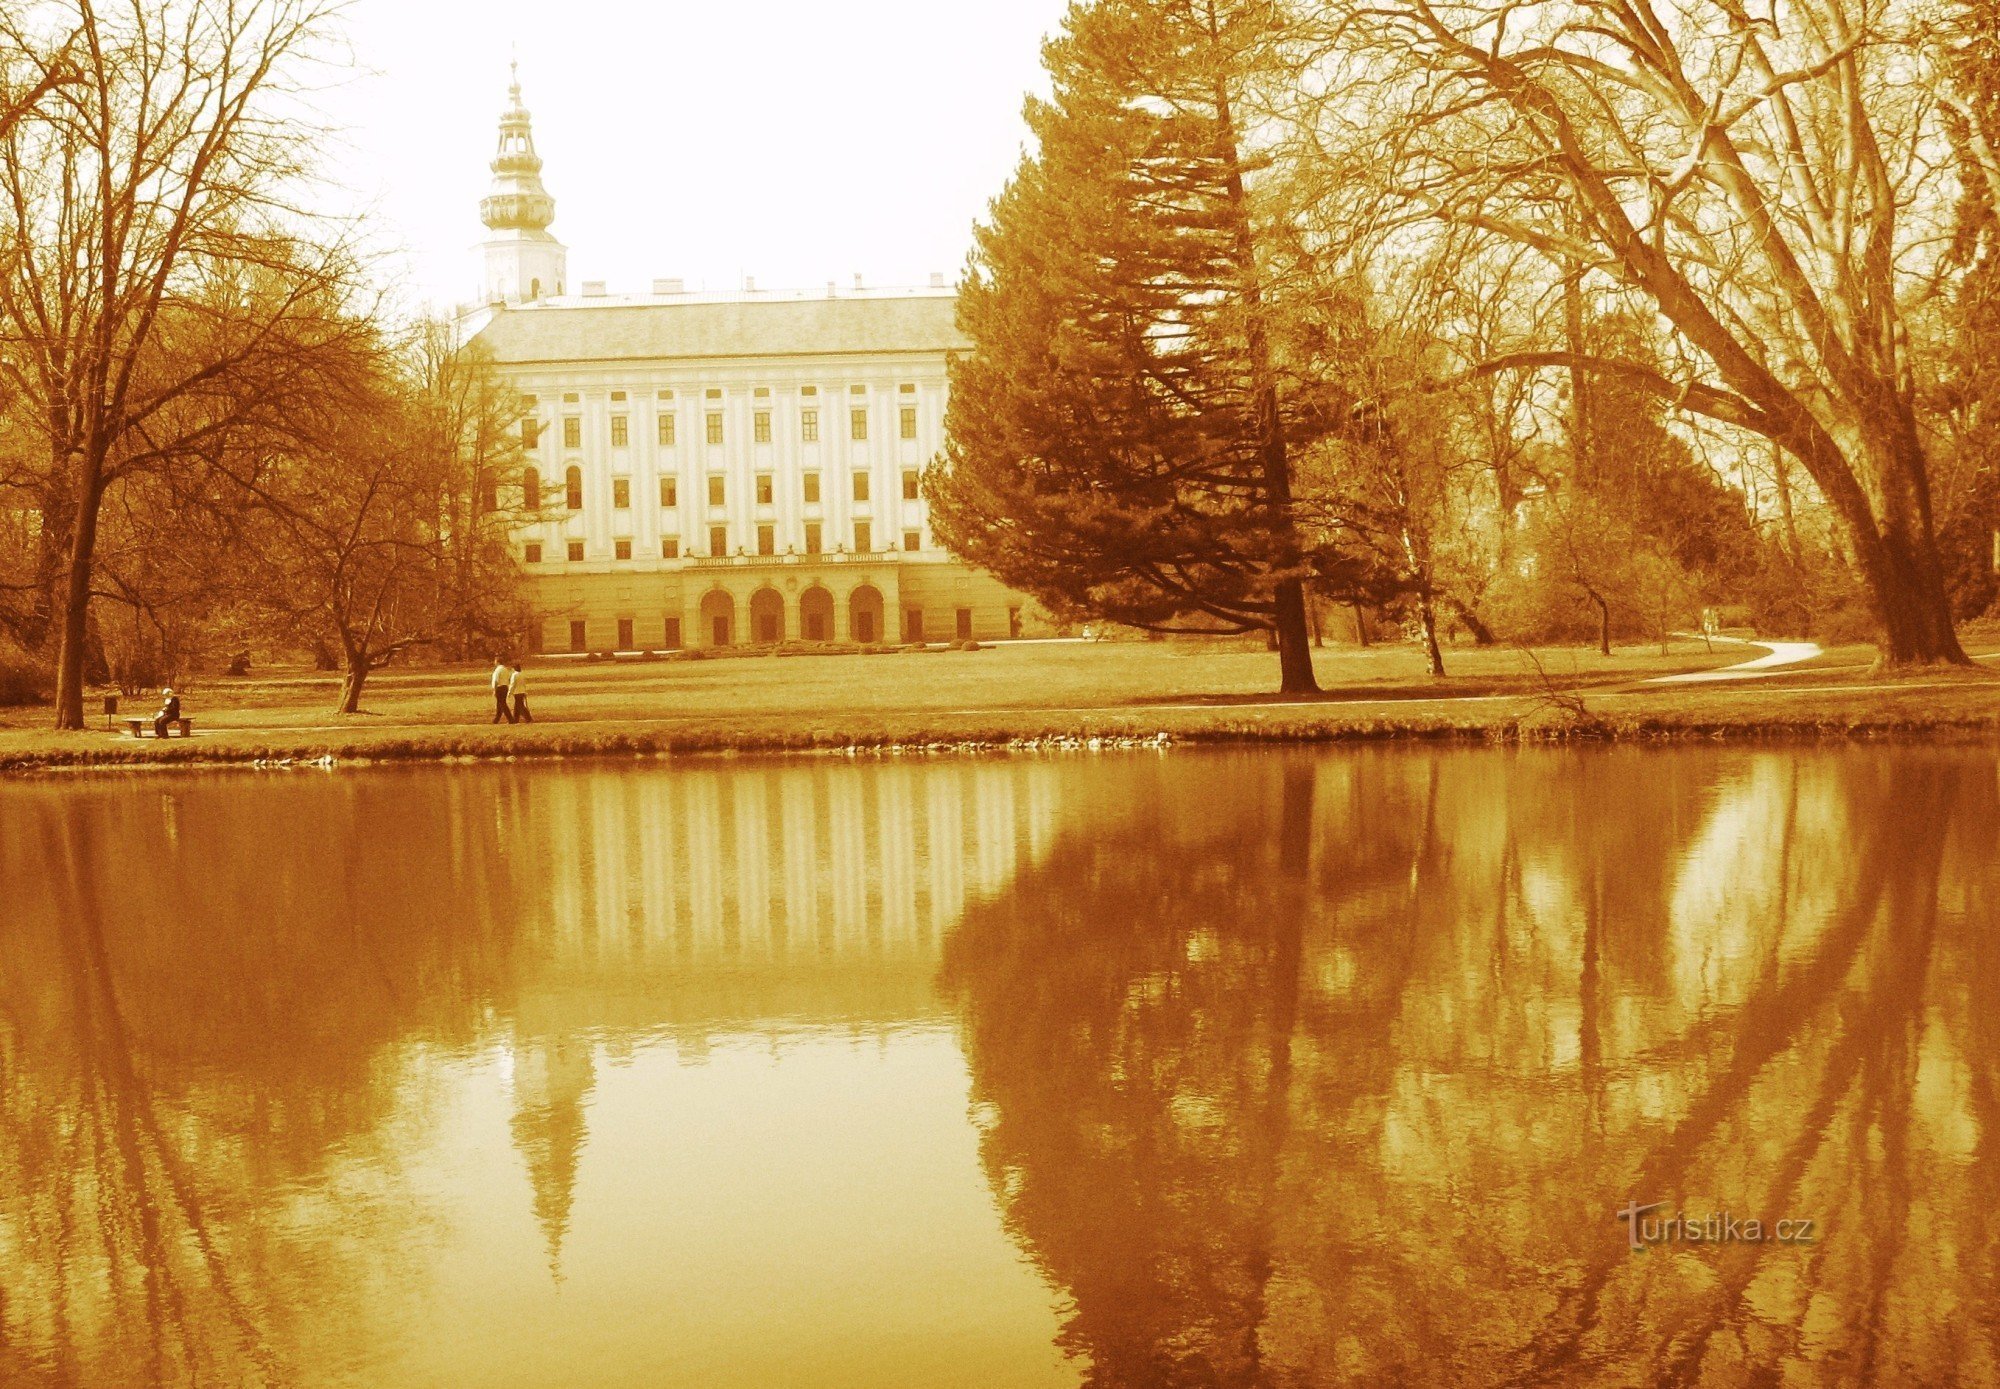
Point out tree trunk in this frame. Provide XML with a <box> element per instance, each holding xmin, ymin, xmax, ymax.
<box><xmin>1866</xmin><ymin>539</ymin><xmax>1969</xmax><ymax>666</ymax></box>
<box><xmin>1593</xmin><ymin>594</ymin><xmax>1611</xmax><ymax>657</ymax></box>
<box><xmin>51</xmin><ymin>467</ymin><xmax>105</xmax><ymax>731</ymax></box>
<box><xmin>1416</xmin><ymin>589</ymin><xmax>1446</xmax><ymax>678</ymax></box>
<box><xmin>1273</xmin><ymin>580</ymin><xmax>1318</xmax><ymax>694</ymax></box>
<box><xmin>1350</xmin><ymin>602</ymin><xmax>1370</xmax><ymax>648</ymax></box>
<box><xmin>338</xmin><ymin>658</ymin><xmax>367</xmax><ymax>714</ymax></box>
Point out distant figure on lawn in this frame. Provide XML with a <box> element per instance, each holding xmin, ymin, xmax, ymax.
<box><xmin>509</xmin><ymin>663</ymin><xmax>532</xmax><ymax>724</ymax></box>
<box><xmin>154</xmin><ymin>687</ymin><xmax>181</xmax><ymax>739</ymax></box>
<box><xmin>490</xmin><ymin>657</ymin><xmax>513</xmax><ymax>723</ymax></box>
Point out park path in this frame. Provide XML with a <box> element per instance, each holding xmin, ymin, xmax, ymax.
<box><xmin>1645</xmin><ymin>636</ymin><xmax>1824</xmax><ymax>685</ymax></box>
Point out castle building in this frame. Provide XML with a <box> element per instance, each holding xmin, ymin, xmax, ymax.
<box><xmin>461</xmin><ymin>73</ymin><xmax>1034</xmax><ymax>654</ymax></box>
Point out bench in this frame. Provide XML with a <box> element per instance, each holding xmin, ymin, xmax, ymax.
<box><xmin>124</xmin><ymin>716</ymin><xmax>193</xmax><ymax>738</ymax></box>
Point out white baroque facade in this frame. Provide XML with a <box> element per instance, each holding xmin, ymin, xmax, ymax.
<box><xmin>460</xmin><ymin>76</ymin><xmax>1032</xmax><ymax>654</ymax></box>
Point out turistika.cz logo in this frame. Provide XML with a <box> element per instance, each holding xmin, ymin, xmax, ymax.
<box><xmin>1615</xmin><ymin>1200</ymin><xmax>1817</xmax><ymax>1252</ymax></box>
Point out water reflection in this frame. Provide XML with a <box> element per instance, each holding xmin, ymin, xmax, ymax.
<box><xmin>1</xmin><ymin>747</ymin><xmax>1996</xmax><ymax>1386</ymax></box>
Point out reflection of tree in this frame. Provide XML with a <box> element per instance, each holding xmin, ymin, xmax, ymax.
<box><xmin>946</xmin><ymin>749</ymin><xmax>2000</xmax><ymax>1386</ymax></box>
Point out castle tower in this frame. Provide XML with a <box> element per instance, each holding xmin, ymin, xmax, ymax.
<box><xmin>480</xmin><ymin>64</ymin><xmax>566</xmax><ymax>305</ymax></box>
<box><xmin>509</xmin><ymin>1032</ymin><xmax>596</xmax><ymax>1283</ymax></box>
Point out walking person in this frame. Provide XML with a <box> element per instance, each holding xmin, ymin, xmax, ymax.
<box><xmin>509</xmin><ymin>662</ymin><xmax>532</xmax><ymax>724</ymax></box>
<box><xmin>490</xmin><ymin>656</ymin><xmax>514</xmax><ymax>723</ymax></box>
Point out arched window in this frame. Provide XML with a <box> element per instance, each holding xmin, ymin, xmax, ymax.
<box><xmin>522</xmin><ymin>466</ymin><xmax>541</xmax><ymax>510</ymax></box>
<box><xmin>565</xmin><ymin>465</ymin><xmax>582</xmax><ymax>511</ymax></box>
<box><xmin>529</xmin><ymin>277</ymin><xmax>541</xmax><ymax>300</ymax></box>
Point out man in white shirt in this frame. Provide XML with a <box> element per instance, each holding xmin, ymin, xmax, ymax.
<box><xmin>490</xmin><ymin>657</ymin><xmax>513</xmax><ymax>723</ymax></box>
<box><xmin>508</xmin><ymin>662</ymin><xmax>532</xmax><ymax>724</ymax></box>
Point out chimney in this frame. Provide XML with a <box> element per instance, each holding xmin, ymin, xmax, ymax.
<box><xmin>929</xmin><ymin>271</ymin><xmax>947</xmax><ymax>289</ymax></box>
<box><xmin>652</xmin><ymin>277</ymin><xmax>685</xmax><ymax>295</ymax></box>
<box><xmin>826</xmin><ymin>280</ymin><xmax>838</xmax><ymax>298</ymax></box>
<box><xmin>744</xmin><ymin>275</ymin><xmax>757</xmax><ymax>292</ymax></box>
<box><xmin>853</xmin><ymin>272</ymin><xmax>864</xmax><ymax>291</ymax></box>
<box><xmin>581</xmin><ymin>280</ymin><xmax>607</xmax><ymax>297</ymax></box>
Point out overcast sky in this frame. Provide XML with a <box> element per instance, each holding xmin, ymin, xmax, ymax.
<box><xmin>313</xmin><ymin>0</ymin><xmax>1073</xmax><ymax>312</ymax></box>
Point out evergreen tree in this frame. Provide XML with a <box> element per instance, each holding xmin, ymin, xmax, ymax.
<box><xmin>929</xmin><ymin>0</ymin><xmax>1322</xmax><ymax>692</ymax></box>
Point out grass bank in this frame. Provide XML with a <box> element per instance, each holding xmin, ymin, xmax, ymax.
<box><xmin>2</xmin><ymin>634</ymin><xmax>1996</xmax><ymax>774</ymax></box>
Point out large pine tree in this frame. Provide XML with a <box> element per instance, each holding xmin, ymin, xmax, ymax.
<box><xmin>930</xmin><ymin>0</ymin><xmax>1322</xmax><ymax>692</ymax></box>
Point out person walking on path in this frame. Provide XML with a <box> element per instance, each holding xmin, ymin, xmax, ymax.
<box><xmin>509</xmin><ymin>662</ymin><xmax>532</xmax><ymax>724</ymax></box>
<box><xmin>490</xmin><ymin>657</ymin><xmax>513</xmax><ymax>723</ymax></box>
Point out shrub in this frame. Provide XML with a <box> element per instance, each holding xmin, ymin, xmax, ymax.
<box><xmin>0</xmin><ymin>637</ymin><xmax>48</xmax><ymax>708</ymax></box>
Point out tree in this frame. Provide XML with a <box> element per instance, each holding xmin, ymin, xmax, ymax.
<box><xmin>930</xmin><ymin>0</ymin><xmax>1323</xmax><ymax>692</ymax></box>
<box><xmin>0</xmin><ymin>0</ymin><xmax>355</xmax><ymax>729</ymax></box>
<box><xmin>1313</xmin><ymin>0</ymin><xmax>1978</xmax><ymax>664</ymax></box>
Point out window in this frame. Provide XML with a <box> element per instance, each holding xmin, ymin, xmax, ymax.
<box><xmin>756</xmin><ymin>473</ymin><xmax>773</xmax><ymax>505</ymax></box>
<box><xmin>709</xmin><ymin>525</ymin><xmax>728</xmax><ymax>555</ymax></box>
<box><xmin>851</xmin><ymin>384</ymin><xmax>867</xmax><ymax>395</ymax></box>
<box><xmin>903</xmin><ymin>530</ymin><xmax>921</xmax><ymax>552</ymax></box>
<box><xmin>805</xmin><ymin>522</ymin><xmax>821</xmax><ymax>555</ymax></box>
<box><xmin>754</xmin><ymin>386</ymin><xmax>771</xmax><ymax>399</ymax></box>
<box><xmin>611</xmin><ymin>390</ymin><xmax>627</xmax><ymax>402</ymax></box>
<box><xmin>803</xmin><ymin>472</ymin><xmax>821</xmax><ymax>504</ymax></box>
<box><xmin>522</xmin><ymin>418</ymin><xmax>540</xmax><ymax>448</ymax></box>
<box><xmin>708</xmin><ymin>475</ymin><xmax>725</xmax><ymax>507</ymax></box>
<box><xmin>850</xmin><ymin>408</ymin><xmax>868</xmax><ymax>441</ymax></box>
<box><xmin>906</xmin><ymin>610</ymin><xmax>924</xmax><ymax>641</ymax></box>
<box><xmin>658</xmin><ymin>414</ymin><xmax>676</xmax><ymax>446</ymax></box>
<box><xmin>614</xmin><ymin>538</ymin><xmax>632</xmax><ymax>560</ymax></box>
<box><xmin>853</xmin><ymin>472</ymin><xmax>870</xmax><ymax>502</ymax></box>
<box><xmin>854</xmin><ymin>521</ymin><xmax>872</xmax><ymax>552</ymax></box>
<box><xmin>801</xmin><ymin>385</ymin><xmax>818</xmax><ymax>396</ymax></box>
<box><xmin>523</xmin><ymin>466</ymin><xmax>541</xmax><ymax>510</ymax></box>
<box><xmin>660</xmin><ymin>476</ymin><xmax>678</xmax><ymax>507</ymax></box>
<box><xmin>611</xmin><ymin>415</ymin><xmax>629</xmax><ymax>447</ymax></box>
<box><xmin>567</xmin><ymin>540</ymin><xmax>585</xmax><ymax>562</ymax></box>
<box><xmin>565</xmin><ymin>466</ymin><xmax>582</xmax><ymax>510</ymax></box>
<box><xmin>563</xmin><ymin>417</ymin><xmax>580</xmax><ymax>449</ymax></box>
<box><xmin>706</xmin><ymin>412</ymin><xmax>724</xmax><ymax>445</ymax></box>
<box><xmin>569</xmin><ymin>620</ymin><xmax>587</xmax><ymax>653</ymax></box>
<box><xmin>658</xmin><ymin>389</ymin><xmax>674</xmax><ymax>400</ymax></box>
<box><xmin>662</xmin><ymin>535</ymin><xmax>680</xmax><ymax>558</ymax></box>
<box><xmin>902</xmin><ymin>469</ymin><xmax>920</xmax><ymax>500</ymax></box>
<box><xmin>664</xmin><ymin>616</ymin><xmax>682</xmax><ymax>649</ymax></box>
<box><xmin>618</xmin><ymin>617</ymin><xmax>634</xmax><ymax>649</ymax></box>
<box><xmin>900</xmin><ymin>407</ymin><xmax>917</xmax><ymax>440</ymax></box>
<box><xmin>757</xmin><ymin>524</ymin><xmax>774</xmax><ymax>556</ymax></box>
<box><xmin>525</xmin><ymin>542</ymin><xmax>543</xmax><ymax>563</ymax></box>
<box><xmin>801</xmin><ymin>409</ymin><xmax>819</xmax><ymax>442</ymax></box>
<box><xmin>899</xmin><ymin>382</ymin><xmax>916</xmax><ymax>394</ymax></box>
<box><xmin>754</xmin><ymin>411</ymin><xmax>772</xmax><ymax>443</ymax></box>
<box><xmin>706</xmin><ymin>388</ymin><xmax>722</xmax><ymax>400</ymax></box>
<box><xmin>563</xmin><ymin>392</ymin><xmax>579</xmax><ymax>403</ymax></box>
<box><xmin>956</xmin><ymin>608</ymin><xmax>974</xmax><ymax>640</ymax></box>
<box><xmin>613</xmin><ymin>477</ymin><xmax>630</xmax><ymax>509</ymax></box>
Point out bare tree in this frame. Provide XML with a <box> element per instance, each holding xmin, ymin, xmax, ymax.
<box><xmin>0</xmin><ymin>0</ymin><xmax>355</xmax><ymax>729</ymax></box>
<box><xmin>1309</xmin><ymin>0</ymin><xmax>1977</xmax><ymax>663</ymax></box>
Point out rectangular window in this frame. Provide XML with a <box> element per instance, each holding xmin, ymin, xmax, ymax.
<box><xmin>706</xmin><ymin>412</ymin><xmax>724</xmax><ymax>445</ymax></box>
<box><xmin>851</xmin><ymin>384</ymin><xmax>867</xmax><ymax>395</ymax></box>
<box><xmin>903</xmin><ymin>530</ymin><xmax>921</xmax><ymax>552</ymax></box>
<box><xmin>706</xmin><ymin>388</ymin><xmax>722</xmax><ymax>400</ymax></box>
<box><xmin>853</xmin><ymin>472</ymin><xmax>870</xmax><ymax>502</ymax></box>
<box><xmin>900</xmin><ymin>407</ymin><xmax>917</xmax><ymax>440</ymax></box>
<box><xmin>902</xmin><ymin>469</ymin><xmax>920</xmax><ymax>500</ymax></box>
<box><xmin>805</xmin><ymin>522</ymin><xmax>822</xmax><ymax>555</ymax></box>
<box><xmin>664</xmin><ymin>616</ymin><xmax>682</xmax><ymax>649</ymax></box>
<box><xmin>850</xmin><ymin>408</ymin><xmax>868</xmax><ymax>441</ymax></box>
<box><xmin>660</xmin><ymin>476</ymin><xmax>678</xmax><ymax>508</ymax></box>
<box><xmin>611</xmin><ymin>415</ymin><xmax>629</xmax><ymax>447</ymax></box>
<box><xmin>566</xmin><ymin>540</ymin><xmax>584</xmax><ymax>562</ymax></box>
<box><xmin>525</xmin><ymin>542</ymin><xmax>543</xmax><ymax>563</ymax></box>
<box><xmin>801</xmin><ymin>385</ymin><xmax>818</xmax><ymax>396</ymax></box>
<box><xmin>708</xmin><ymin>475</ymin><xmax>725</xmax><ymax>507</ymax></box>
<box><xmin>611</xmin><ymin>390</ymin><xmax>627</xmax><ymax>402</ymax></box>
<box><xmin>662</xmin><ymin>535</ymin><xmax>680</xmax><ymax>558</ymax></box>
<box><xmin>569</xmin><ymin>619</ymin><xmax>588</xmax><ymax>653</ymax></box>
<box><xmin>853</xmin><ymin>521</ymin><xmax>872</xmax><ymax>552</ymax></box>
<box><xmin>803</xmin><ymin>472</ymin><xmax>821</xmax><ymax>503</ymax></box>
<box><xmin>756</xmin><ymin>473</ymin><xmax>773</xmax><ymax>505</ymax></box>
<box><xmin>757</xmin><ymin>524</ymin><xmax>774</xmax><ymax>556</ymax></box>
<box><xmin>657</xmin><ymin>414</ymin><xmax>676</xmax><ymax>446</ymax></box>
<box><xmin>899</xmin><ymin>382</ymin><xmax>916</xmax><ymax>394</ymax></box>
<box><xmin>906</xmin><ymin>610</ymin><xmax>924</xmax><ymax>641</ymax></box>
<box><xmin>709</xmin><ymin>524</ymin><xmax>728</xmax><ymax>555</ymax></box>
<box><xmin>614</xmin><ymin>538</ymin><xmax>632</xmax><ymax>560</ymax></box>
<box><xmin>563</xmin><ymin>417</ymin><xmax>580</xmax><ymax>449</ymax></box>
<box><xmin>522</xmin><ymin>418</ymin><xmax>540</xmax><ymax>448</ymax></box>
<box><xmin>617</xmin><ymin>617</ymin><xmax>634</xmax><ymax>649</ymax></box>
<box><xmin>956</xmin><ymin>608</ymin><xmax>974</xmax><ymax>640</ymax></box>
<box><xmin>754</xmin><ymin>386</ymin><xmax>770</xmax><ymax>399</ymax></box>
<box><xmin>801</xmin><ymin>409</ymin><xmax>819</xmax><ymax>442</ymax></box>
<box><xmin>754</xmin><ymin>411</ymin><xmax>772</xmax><ymax>444</ymax></box>
<box><xmin>613</xmin><ymin>477</ymin><xmax>630</xmax><ymax>508</ymax></box>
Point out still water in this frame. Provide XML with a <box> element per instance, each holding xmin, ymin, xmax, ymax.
<box><xmin>1</xmin><ymin>747</ymin><xmax>1996</xmax><ymax>1387</ymax></box>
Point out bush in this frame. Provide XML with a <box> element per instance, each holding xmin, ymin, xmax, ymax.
<box><xmin>0</xmin><ymin>637</ymin><xmax>48</xmax><ymax>708</ymax></box>
<box><xmin>959</xmin><ymin>639</ymin><xmax>982</xmax><ymax>652</ymax></box>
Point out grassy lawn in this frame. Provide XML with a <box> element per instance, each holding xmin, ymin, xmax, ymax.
<box><xmin>2</xmin><ymin>632</ymin><xmax>1996</xmax><ymax>772</ymax></box>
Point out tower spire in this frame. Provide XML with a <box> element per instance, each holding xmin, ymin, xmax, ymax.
<box><xmin>478</xmin><ymin>63</ymin><xmax>565</xmax><ymax>304</ymax></box>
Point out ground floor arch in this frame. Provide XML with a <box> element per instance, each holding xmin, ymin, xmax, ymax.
<box><xmin>700</xmin><ymin>589</ymin><xmax>735</xmax><ymax>647</ymax></box>
<box><xmin>800</xmin><ymin>585</ymin><xmax>835</xmax><ymax>642</ymax></box>
<box><xmin>849</xmin><ymin>584</ymin><xmax>884</xmax><ymax>645</ymax></box>
<box><xmin>749</xmin><ymin>587</ymin><xmax>785</xmax><ymax>644</ymax></box>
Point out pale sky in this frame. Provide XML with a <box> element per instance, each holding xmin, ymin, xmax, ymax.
<box><xmin>313</xmin><ymin>0</ymin><xmax>1073</xmax><ymax>313</ymax></box>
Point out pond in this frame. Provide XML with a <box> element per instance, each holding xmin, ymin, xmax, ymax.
<box><xmin>1</xmin><ymin>747</ymin><xmax>1995</xmax><ymax>1387</ymax></box>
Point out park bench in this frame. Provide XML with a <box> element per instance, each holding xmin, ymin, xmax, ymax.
<box><xmin>124</xmin><ymin>716</ymin><xmax>193</xmax><ymax>738</ymax></box>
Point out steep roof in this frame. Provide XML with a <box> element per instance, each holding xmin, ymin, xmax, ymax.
<box><xmin>469</xmin><ymin>291</ymin><xmax>966</xmax><ymax>365</ymax></box>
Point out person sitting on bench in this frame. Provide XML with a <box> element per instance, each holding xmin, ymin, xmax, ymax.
<box><xmin>154</xmin><ymin>687</ymin><xmax>181</xmax><ymax>738</ymax></box>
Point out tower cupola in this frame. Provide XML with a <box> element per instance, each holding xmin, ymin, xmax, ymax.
<box><xmin>478</xmin><ymin>64</ymin><xmax>566</xmax><ymax>304</ymax></box>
